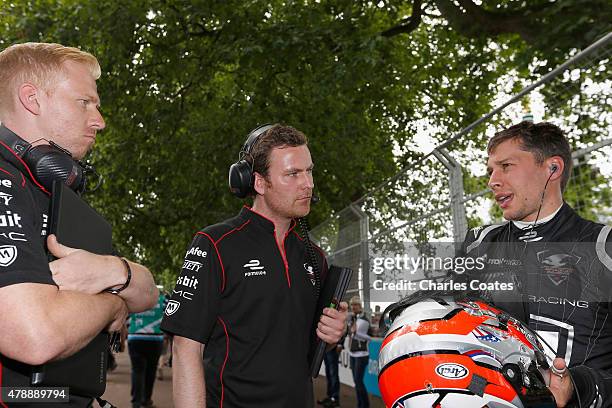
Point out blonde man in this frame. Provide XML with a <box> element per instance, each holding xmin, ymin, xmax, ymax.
<box><xmin>0</xmin><ymin>42</ymin><xmax>158</xmax><ymax>407</ymax></box>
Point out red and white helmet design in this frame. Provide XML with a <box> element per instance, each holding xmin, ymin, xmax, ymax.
<box><xmin>378</xmin><ymin>298</ymin><xmax>555</xmax><ymax>408</ymax></box>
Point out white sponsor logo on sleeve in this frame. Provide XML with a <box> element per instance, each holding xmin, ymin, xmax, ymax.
<box><xmin>185</xmin><ymin>246</ymin><xmax>208</xmax><ymax>259</ymax></box>
<box><xmin>0</xmin><ymin>232</ymin><xmax>27</xmax><ymax>242</ymax></box>
<box><xmin>182</xmin><ymin>260</ymin><xmax>203</xmax><ymax>272</ymax></box>
<box><xmin>0</xmin><ymin>192</ymin><xmax>13</xmax><ymax>206</ymax></box>
<box><xmin>41</xmin><ymin>214</ymin><xmax>48</xmax><ymax>236</ymax></box>
<box><xmin>164</xmin><ymin>300</ymin><xmax>180</xmax><ymax>316</ymax></box>
<box><xmin>0</xmin><ymin>245</ymin><xmax>17</xmax><ymax>266</ymax></box>
<box><xmin>0</xmin><ymin>211</ymin><xmax>21</xmax><ymax>228</ymax></box>
<box><xmin>177</xmin><ymin>275</ymin><xmax>199</xmax><ymax>290</ymax></box>
<box><xmin>173</xmin><ymin>289</ymin><xmax>194</xmax><ymax>300</ymax></box>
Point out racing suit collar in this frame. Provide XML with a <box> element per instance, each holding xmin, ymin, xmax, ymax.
<box><xmin>509</xmin><ymin>202</ymin><xmax>573</xmax><ymax>241</ymax></box>
<box><xmin>512</xmin><ymin>203</ymin><xmax>564</xmax><ymax>230</ymax></box>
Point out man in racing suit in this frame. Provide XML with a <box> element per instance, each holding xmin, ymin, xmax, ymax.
<box><xmin>458</xmin><ymin>121</ymin><xmax>612</xmax><ymax>407</ymax></box>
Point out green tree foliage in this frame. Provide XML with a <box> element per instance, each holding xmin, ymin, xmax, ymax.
<box><xmin>0</xmin><ymin>0</ymin><xmax>608</xmax><ymax>284</ymax></box>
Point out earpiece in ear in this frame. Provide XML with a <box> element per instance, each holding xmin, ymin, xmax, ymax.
<box><xmin>550</xmin><ymin>164</ymin><xmax>558</xmax><ymax>174</ymax></box>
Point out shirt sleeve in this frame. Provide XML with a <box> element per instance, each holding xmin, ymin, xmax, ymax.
<box><xmin>570</xmin><ymin>365</ymin><xmax>610</xmax><ymax>408</ymax></box>
<box><xmin>160</xmin><ymin>232</ymin><xmax>222</xmax><ymax>345</ymax></box>
<box><xmin>354</xmin><ymin>318</ymin><xmax>372</xmax><ymax>342</ymax></box>
<box><xmin>0</xmin><ymin>172</ymin><xmax>54</xmax><ymax>288</ymax></box>
<box><xmin>573</xmin><ymin>228</ymin><xmax>612</xmax><ymax>407</ymax></box>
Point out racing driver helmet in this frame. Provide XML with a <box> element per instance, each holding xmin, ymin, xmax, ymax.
<box><xmin>378</xmin><ymin>297</ymin><xmax>556</xmax><ymax>408</ymax></box>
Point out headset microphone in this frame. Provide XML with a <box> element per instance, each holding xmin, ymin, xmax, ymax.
<box><xmin>80</xmin><ymin>161</ymin><xmax>103</xmax><ymax>193</ymax></box>
<box><xmin>529</xmin><ymin>162</ymin><xmax>559</xmax><ymax>232</ymax></box>
<box><xmin>310</xmin><ymin>194</ymin><xmax>319</xmax><ymax>204</ymax></box>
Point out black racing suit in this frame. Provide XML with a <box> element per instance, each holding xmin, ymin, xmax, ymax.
<box><xmin>458</xmin><ymin>202</ymin><xmax>612</xmax><ymax>407</ymax></box>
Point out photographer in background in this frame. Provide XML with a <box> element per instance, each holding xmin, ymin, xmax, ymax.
<box><xmin>348</xmin><ymin>296</ymin><xmax>371</xmax><ymax>408</ymax></box>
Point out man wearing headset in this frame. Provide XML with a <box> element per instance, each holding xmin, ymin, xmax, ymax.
<box><xmin>0</xmin><ymin>42</ymin><xmax>158</xmax><ymax>406</ymax></box>
<box><xmin>459</xmin><ymin>121</ymin><xmax>612</xmax><ymax>407</ymax></box>
<box><xmin>161</xmin><ymin>124</ymin><xmax>348</xmax><ymax>407</ymax></box>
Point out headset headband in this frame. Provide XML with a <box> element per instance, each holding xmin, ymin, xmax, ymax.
<box><xmin>241</xmin><ymin>124</ymin><xmax>274</xmax><ymax>158</ymax></box>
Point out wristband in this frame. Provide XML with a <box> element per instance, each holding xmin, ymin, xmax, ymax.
<box><xmin>105</xmin><ymin>257</ymin><xmax>131</xmax><ymax>295</ymax></box>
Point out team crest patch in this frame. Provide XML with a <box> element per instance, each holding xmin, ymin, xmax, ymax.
<box><xmin>304</xmin><ymin>263</ymin><xmax>316</xmax><ymax>286</ymax></box>
<box><xmin>536</xmin><ymin>250</ymin><xmax>580</xmax><ymax>286</ymax></box>
<box><xmin>0</xmin><ymin>245</ymin><xmax>17</xmax><ymax>267</ymax></box>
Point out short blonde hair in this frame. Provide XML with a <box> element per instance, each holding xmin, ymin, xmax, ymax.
<box><xmin>0</xmin><ymin>42</ymin><xmax>101</xmax><ymax>116</ymax></box>
<box><xmin>350</xmin><ymin>296</ymin><xmax>362</xmax><ymax>306</ymax></box>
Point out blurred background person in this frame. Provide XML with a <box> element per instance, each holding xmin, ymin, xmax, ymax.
<box><xmin>348</xmin><ymin>296</ymin><xmax>371</xmax><ymax>408</ymax></box>
<box><xmin>317</xmin><ymin>333</ymin><xmax>345</xmax><ymax>408</ymax></box>
<box><xmin>127</xmin><ymin>285</ymin><xmax>166</xmax><ymax>408</ymax></box>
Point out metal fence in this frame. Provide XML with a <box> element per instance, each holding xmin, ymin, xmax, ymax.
<box><xmin>310</xmin><ymin>32</ymin><xmax>612</xmax><ymax>315</ymax></box>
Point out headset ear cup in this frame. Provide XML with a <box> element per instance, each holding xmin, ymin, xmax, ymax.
<box><xmin>26</xmin><ymin>146</ymin><xmax>85</xmax><ymax>193</ymax></box>
<box><xmin>228</xmin><ymin>159</ymin><xmax>254</xmax><ymax>198</ymax></box>
<box><xmin>228</xmin><ymin>123</ymin><xmax>274</xmax><ymax>199</ymax></box>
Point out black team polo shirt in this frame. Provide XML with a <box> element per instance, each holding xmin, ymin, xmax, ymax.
<box><xmin>161</xmin><ymin>206</ymin><xmax>328</xmax><ymax>407</ymax></box>
<box><xmin>0</xmin><ymin>125</ymin><xmax>97</xmax><ymax>408</ymax></box>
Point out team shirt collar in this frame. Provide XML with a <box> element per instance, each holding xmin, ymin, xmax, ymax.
<box><xmin>239</xmin><ymin>206</ymin><xmax>297</xmax><ymax>235</ymax></box>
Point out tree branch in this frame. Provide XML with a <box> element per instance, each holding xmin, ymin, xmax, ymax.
<box><xmin>166</xmin><ymin>3</ymin><xmax>219</xmax><ymax>38</ymax></box>
<box><xmin>381</xmin><ymin>0</ymin><xmax>423</xmax><ymax>37</ymax></box>
<box><xmin>188</xmin><ymin>21</ymin><xmax>217</xmax><ymax>37</ymax></box>
<box><xmin>433</xmin><ymin>0</ymin><xmax>554</xmax><ymax>44</ymax></box>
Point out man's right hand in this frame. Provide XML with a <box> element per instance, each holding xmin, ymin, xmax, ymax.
<box><xmin>547</xmin><ymin>358</ymin><xmax>574</xmax><ymax>407</ymax></box>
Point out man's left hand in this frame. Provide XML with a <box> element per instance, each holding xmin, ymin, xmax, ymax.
<box><xmin>547</xmin><ymin>358</ymin><xmax>574</xmax><ymax>407</ymax></box>
<box><xmin>316</xmin><ymin>301</ymin><xmax>348</xmax><ymax>344</ymax></box>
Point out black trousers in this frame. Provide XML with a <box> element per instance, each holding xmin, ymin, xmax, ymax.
<box><xmin>128</xmin><ymin>340</ymin><xmax>163</xmax><ymax>408</ymax></box>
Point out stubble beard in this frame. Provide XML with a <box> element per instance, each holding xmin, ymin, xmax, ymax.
<box><xmin>503</xmin><ymin>200</ymin><xmax>538</xmax><ymax>222</ymax></box>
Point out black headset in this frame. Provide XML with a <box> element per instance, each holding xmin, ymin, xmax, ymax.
<box><xmin>0</xmin><ymin>125</ymin><xmax>90</xmax><ymax>194</ymax></box>
<box><xmin>228</xmin><ymin>124</ymin><xmax>274</xmax><ymax>198</ymax></box>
